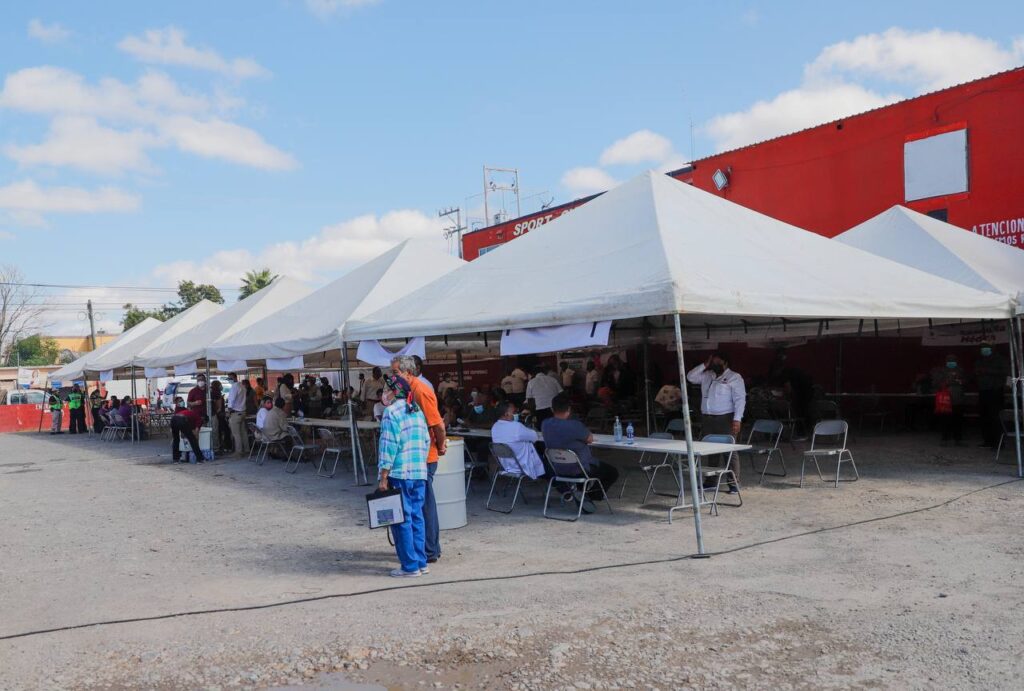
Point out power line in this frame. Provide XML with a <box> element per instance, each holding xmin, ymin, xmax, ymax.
<box><xmin>0</xmin><ymin>281</ymin><xmax>240</xmax><ymax>293</ymax></box>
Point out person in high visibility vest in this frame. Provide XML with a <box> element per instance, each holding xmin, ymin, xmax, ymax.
<box><xmin>68</xmin><ymin>383</ymin><xmax>86</xmax><ymax>434</ymax></box>
<box><xmin>89</xmin><ymin>385</ymin><xmax>107</xmax><ymax>435</ymax></box>
<box><xmin>48</xmin><ymin>388</ymin><xmax>64</xmax><ymax>434</ymax></box>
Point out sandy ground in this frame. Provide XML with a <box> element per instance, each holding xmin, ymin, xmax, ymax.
<box><xmin>0</xmin><ymin>428</ymin><xmax>1022</xmax><ymax>690</ymax></box>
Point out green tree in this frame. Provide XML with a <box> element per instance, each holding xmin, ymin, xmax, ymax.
<box><xmin>120</xmin><ymin>280</ymin><xmax>224</xmax><ymax>328</ymax></box>
<box><xmin>5</xmin><ymin>334</ymin><xmax>59</xmax><ymax>366</ymax></box>
<box><xmin>239</xmin><ymin>268</ymin><xmax>277</xmax><ymax>300</ymax></box>
<box><xmin>121</xmin><ymin>304</ymin><xmax>164</xmax><ymax>329</ymax></box>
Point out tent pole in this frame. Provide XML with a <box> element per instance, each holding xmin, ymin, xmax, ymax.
<box><xmin>341</xmin><ymin>342</ymin><xmax>366</xmax><ymax>485</ymax></box>
<box><xmin>669</xmin><ymin>313</ymin><xmax>706</xmax><ymax>556</ymax></box>
<box><xmin>130</xmin><ymin>366</ymin><xmax>137</xmax><ymax>444</ymax></box>
<box><xmin>456</xmin><ymin>350</ymin><xmax>465</xmax><ymax>390</ymax></box>
<box><xmin>643</xmin><ymin>333</ymin><xmax>652</xmax><ymax>436</ymax></box>
<box><xmin>1009</xmin><ymin>317</ymin><xmax>1022</xmax><ymax>478</ymax></box>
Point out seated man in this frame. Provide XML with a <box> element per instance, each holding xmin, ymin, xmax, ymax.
<box><xmin>490</xmin><ymin>401</ymin><xmax>545</xmax><ymax>479</ymax></box>
<box><xmin>541</xmin><ymin>392</ymin><xmax>619</xmax><ymax>509</ymax></box>
<box><xmin>464</xmin><ymin>391</ymin><xmax>500</xmax><ymax>428</ymax></box>
<box><xmin>261</xmin><ymin>397</ymin><xmax>294</xmax><ymax>459</ymax></box>
<box><xmin>255</xmin><ymin>395</ymin><xmax>273</xmax><ymax>430</ymax></box>
<box><xmin>655</xmin><ymin>381</ymin><xmax>683</xmax><ymax>421</ymax></box>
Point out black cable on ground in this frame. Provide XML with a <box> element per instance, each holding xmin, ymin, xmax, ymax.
<box><xmin>1</xmin><ymin>476</ymin><xmax>1020</xmax><ymax>643</ymax></box>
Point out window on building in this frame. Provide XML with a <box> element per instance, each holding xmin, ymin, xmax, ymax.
<box><xmin>904</xmin><ymin>128</ymin><xmax>968</xmax><ymax>202</ymax></box>
<box><xmin>925</xmin><ymin>208</ymin><xmax>949</xmax><ymax>222</ymax></box>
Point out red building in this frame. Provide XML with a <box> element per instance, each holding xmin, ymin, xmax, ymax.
<box><xmin>462</xmin><ymin>67</ymin><xmax>1024</xmax><ymax>260</ymax></box>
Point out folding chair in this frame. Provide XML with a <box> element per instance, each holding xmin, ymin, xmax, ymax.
<box><xmin>486</xmin><ymin>443</ymin><xmax>539</xmax><ymax>513</ymax></box>
<box><xmin>858</xmin><ymin>395</ymin><xmax>888</xmax><ymax>433</ymax></box>
<box><xmin>250</xmin><ymin>425</ymin><xmax>269</xmax><ymax>463</ymax></box>
<box><xmin>741</xmin><ymin>419</ymin><xmax>786</xmax><ymax>484</ymax></box>
<box><xmin>802</xmin><ymin>420</ymin><xmax>858</xmax><ymax>487</ymax></box>
<box><xmin>283</xmin><ymin>425</ymin><xmax>317</xmax><ymax>473</ymax></box>
<box><xmin>995</xmin><ymin>409</ymin><xmax>1024</xmax><ymax>462</ymax></box>
<box><xmin>616</xmin><ymin>432</ymin><xmax>678</xmax><ymax>501</ymax></box>
<box><xmin>770</xmin><ymin>398</ymin><xmax>802</xmax><ymax>445</ymax></box>
<box><xmin>464</xmin><ymin>445</ymin><xmax>490</xmax><ymax>494</ymax></box>
<box><xmin>246</xmin><ymin>422</ymin><xmax>260</xmax><ymax>460</ymax></box>
<box><xmin>542</xmin><ymin>448</ymin><xmax>613</xmax><ymax>522</ymax></box>
<box><xmin>585</xmin><ymin>407</ymin><xmax>609</xmax><ymax>433</ymax></box>
<box><xmin>316</xmin><ymin>427</ymin><xmax>343</xmax><ymax>478</ymax></box>
<box><xmin>699</xmin><ymin>434</ymin><xmax>742</xmax><ymax>515</ymax></box>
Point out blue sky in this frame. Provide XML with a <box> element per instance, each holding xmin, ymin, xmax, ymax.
<box><xmin>2</xmin><ymin>1</ymin><xmax>1022</xmax><ymax>333</ymax></box>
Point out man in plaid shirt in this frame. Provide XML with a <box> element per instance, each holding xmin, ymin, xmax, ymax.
<box><xmin>377</xmin><ymin>374</ymin><xmax>431</xmax><ymax>577</ymax></box>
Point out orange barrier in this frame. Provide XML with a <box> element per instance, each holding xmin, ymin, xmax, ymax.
<box><xmin>0</xmin><ymin>403</ymin><xmax>66</xmax><ymax>434</ymax></box>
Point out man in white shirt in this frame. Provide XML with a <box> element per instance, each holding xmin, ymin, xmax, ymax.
<box><xmin>361</xmin><ymin>367</ymin><xmax>384</xmax><ymax>419</ymax></box>
<box><xmin>437</xmin><ymin>373</ymin><xmax>457</xmax><ymax>397</ymax></box>
<box><xmin>559</xmin><ymin>362</ymin><xmax>576</xmax><ymax>390</ymax></box>
<box><xmin>526</xmin><ymin>366</ymin><xmax>563</xmax><ymax>425</ymax></box>
<box><xmin>226</xmin><ymin>373</ymin><xmax>249</xmax><ymax>457</ymax></box>
<box><xmin>686</xmin><ymin>351</ymin><xmax>745</xmax><ymax>490</ymax></box>
<box><xmin>490</xmin><ymin>402</ymin><xmax>546</xmax><ymax>479</ymax></box>
<box><xmin>412</xmin><ymin>355</ymin><xmax>435</xmax><ymax>392</ymax></box>
<box><xmin>686</xmin><ymin>351</ymin><xmax>746</xmax><ymax>438</ymax></box>
<box><xmin>255</xmin><ymin>396</ymin><xmax>273</xmax><ymax>430</ymax></box>
<box><xmin>585</xmin><ymin>361</ymin><xmax>600</xmax><ymax>397</ymax></box>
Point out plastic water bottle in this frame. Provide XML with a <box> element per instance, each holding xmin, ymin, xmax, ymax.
<box><xmin>613</xmin><ymin>416</ymin><xmax>623</xmax><ymax>442</ymax></box>
<box><xmin>626</xmin><ymin>421</ymin><xmax>635</xmax><ymax>444</ymax></box>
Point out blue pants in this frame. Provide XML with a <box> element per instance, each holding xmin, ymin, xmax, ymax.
<box><xmin>424</xmin><ymin>462</ymin><xmax>441</xmax><ymax>560</ymax></box>
<box><xmin>388</xmin><ymin>478</ymin><xmax>427</xmax><ymax>573</ymax></box>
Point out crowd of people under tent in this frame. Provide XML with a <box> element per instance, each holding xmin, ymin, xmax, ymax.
<box><xmin>39</xmin><ymin>339</ymin><xmax>1017</xmax><ymax>576</ymax></box>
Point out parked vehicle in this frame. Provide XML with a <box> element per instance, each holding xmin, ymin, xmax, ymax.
<box><xmin>1</xmin><ymin>389</ymin><xmax>48</xmax><ymax>405</ymax></box>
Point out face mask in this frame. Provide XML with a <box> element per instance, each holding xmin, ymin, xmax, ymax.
<box><xmin>946</xmin><ymin>362</ymin><xmax>957</xmax><ymax>369</ymax></box>
<box><xmin>473</xmin><ymin>405</ymin><xmax>484</xmax><ymax>414</ymax></box>
<box><xmin>710</xmin><ymin>364</ymin><xmax>725</xmax><ymax>376</ymax></box>
<box><xmin>981</xmin><ymin>347</ymin><xmax>992</xmax><ymax>357</ymax></box>
<box><xmin>512</xmin><ymin>413</ymin><xmax>520</xmax><ymax>422</ymax></box>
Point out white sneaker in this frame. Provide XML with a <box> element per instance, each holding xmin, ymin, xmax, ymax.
<box><xmin>419</xmin><ymin>566</ymin><xmax>431</xmax><ymax>575</ymax></box>
<box><xmin>389</xmin><ymin>568</ymin><xmax>421</xmax><ymax>578</ymax></box>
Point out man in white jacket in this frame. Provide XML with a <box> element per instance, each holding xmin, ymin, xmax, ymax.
<box><xmin>490</xmin><ymin>401</ymin><xmax>545</xmax><ymax>479</ymax></box>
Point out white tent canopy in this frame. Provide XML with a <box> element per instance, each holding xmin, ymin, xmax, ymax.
<box><xmin>206</xmin><ymin>240</ymin><xmax>466</xmax><ymax>362</ymax></box>
<box><xmin>346</xmin><ymin>172</ymin><xmax>1013</xmax><ymax>341</ymax></box>
<box><xmin>835</xmin><ymin>205</ymin><xmax>1024</xmax><ymax>309</ymax></box>
<box><xmin>135</xmin><ymin>276</ymin><xmax>312</xmax><ymax>370</ymax></box>
<box><xmin>85</xmin><ymin>300</ymin><xmax>224</xmax><ymax>376</ymax></box>
<box><xmin>46</xmin><ymin>317</ymin><xmax>164</xmax><ymax>383</ymax></box>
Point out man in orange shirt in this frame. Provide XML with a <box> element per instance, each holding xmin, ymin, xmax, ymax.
<box><xmin>393</xmin><ymin>355</ymin><xmax>446</xmax><ymax>563</ymax></box>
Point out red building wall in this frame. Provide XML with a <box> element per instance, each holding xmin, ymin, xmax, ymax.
<box><xmin>462</xmin><ymin>67</ymin><xmax>1024</xmax><ymax>259</ymax></box>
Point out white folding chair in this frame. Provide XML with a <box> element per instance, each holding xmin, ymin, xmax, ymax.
<box><xmin>316</xmin><ymin>427</ymin><xmax>343</xmax><ymax>478</ymax></box>
<box><xmin>486</xmin><ymin>442</ymin><xmax>540</xmax><ymax>513</ymax></box>
<box><xmin>801</xmin><ymin>420</ymin><xmax>858</xmax><ymax>487</ymax></box>
<box><xmin>283</xmin><ymin>425</ymin><xmax>317</xmax><ymax>473</ymax></box>
<box><xmin>699</xmin><ymin>434</ymin><xmax>742</xmax><ymax>515</ymax></box>
<box><xmin>542</xmin><ymin>448</ymin><xmax>613</xmax><ymax>522</ymax></box>
<box><xmin>996</xmin><ymin>409</ymin><xmax>1024</xmax><ymax>462</ymax></box>
<box><xmin>250</xmin><ymin>425</ymin><xmax>269</xmax><ymax>463</ymax></box>
<box><xmin>619</xmin><ymin>432</ymin><xmax>679</xmax><ymax>502</ymax></box>
<box><xmin>742</xmin><ymin>419</ymin><xmax>786</xmax><ymax>484</ymax></box>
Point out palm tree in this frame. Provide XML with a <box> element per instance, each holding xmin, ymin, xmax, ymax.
<box><xmin>239</xmin><ymin>268</ymin><xmax>278</xmax><ymax>300</ymax></box>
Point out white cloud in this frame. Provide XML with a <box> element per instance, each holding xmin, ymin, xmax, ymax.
<box><xmin>161</xmin><ymin>116</ymin><xmax>298</xmax><ymax>170</ymax></box>
<box><xmin>153</xmin><ymin>209</ymin><xmax>444</xmax><ymax>285</ymax></box>
<box><xmin>7</xmin><ymin>210</ymin><xmax>48</xmax><ymax>228</ymax></box>
<box><xmin>703</xmin><ymin>28</ymin><xmax>1024</xmax><ymax>153</ymax></box>
<box><xmin>806</xmin><ymin>27</ymin><xmax>1023</xmax><ymax>92</ymax></box>
<box><xmin>5</xmin><ymin>116</ymin><xmax>158</xmax><ymax>175</ymax></box>
<box><xmin>118</xmin><ymin>27</ymin><xmax>269</xmax><ymax>79</ymax></box>
<box><xmin>705</xmin><ymin>82</ymin><xmax>899</xmax><ymax>151</ymax></box>
<box><xmin>0</xmin><ymin>180</ymin><xmax>140</xmax><ymax>214</ymax></box>
<box><xmin>0</xmin><ymin>230</ymin><xmax>15</xmax><ymax>240</ymax></box>
<box><xmin>28</xmin><ymin>19</ymin><xmax>70</xmax><ymax>43</ymax></box>
<box><xmin>599</xmin><ymin>129</ymin><xmax>674</xmax><ymax>166</ymax></box>
<box><xmin>306</xmin><ymin>0</ymin><xmax>382</xmax><ymax>18</ymax></box>
<box><xmin>0</xmin><ymin>67</ymin><xmax>295</xmax><ymax>173</ymax></box>
<box><xmin>561</xmin><ymin>167</ymin><xmax>618</xmax><ymax>196</ymax></box>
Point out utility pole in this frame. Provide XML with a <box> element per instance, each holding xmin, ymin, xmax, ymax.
<box><xmin>439</xmin><ymin>207</ymin><xmax>467</xmax><ymax>259</ymax></box>
<box><xmin>86</xmin><ymin>300</ymin><xmax>97</xmax><ymax>350</ymax></box>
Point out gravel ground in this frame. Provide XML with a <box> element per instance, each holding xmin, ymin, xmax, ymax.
<box><xmin>0</xmin><ymin>429</ymin><xmax>1022</xmax><ymax>690</ymax></box>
